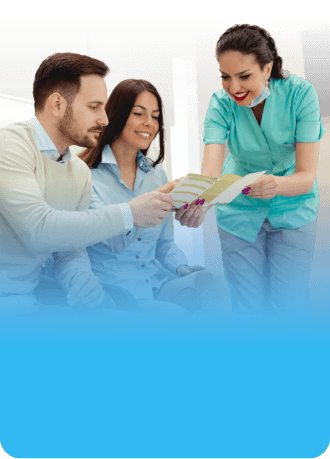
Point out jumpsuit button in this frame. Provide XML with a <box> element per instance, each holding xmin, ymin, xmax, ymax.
<box><xmin>138</xmin><ymin>238</ymin><xmax>141</xmax><ymax>241</ymax></box>
<box><xmin>141</xmin><ymin>264</ymin><xmax>145</xmax><ymax>268</ymax></box>
<box><xmin>145</xmin><ymin>279</ymin><xmax>149</xmax><ymax>283</ymax></box>
<box><xmin>136</xmin><ymin>255</ymin><xmax>140</xmax><ymax>259</ymax></box>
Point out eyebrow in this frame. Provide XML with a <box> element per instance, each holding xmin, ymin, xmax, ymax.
<box><xmin>88</xmin><ymin>100</ymin><xmax>105</xmax><ymax>105</ymax></box>
<box><xmin>134</xmin><ymin>104</ymin><xmax>160</xmax><ymax>112</ymax></box>
<box><xmin>220</xmin><ymin>69</ymin><xmax>251</xmax><ymax>76</ymax></box>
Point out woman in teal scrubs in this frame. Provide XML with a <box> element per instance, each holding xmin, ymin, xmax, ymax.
<box><xmin>176</xmin><ymin>24</ymin><xmax>326</xmax><ymax>314</ymax></box>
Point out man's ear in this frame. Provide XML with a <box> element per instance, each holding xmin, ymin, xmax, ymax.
<box><xmin>46</xmin><ymin>93</ymin><xmax>67</xmax><ymax>119</ymax></box>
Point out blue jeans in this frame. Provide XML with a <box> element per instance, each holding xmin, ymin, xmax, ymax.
<box><xmin>218</xmin><ymin>218</ymin><xmax>317</xmax><ymax>315</ymax></box>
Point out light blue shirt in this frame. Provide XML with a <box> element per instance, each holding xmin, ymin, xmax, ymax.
<box><xmin>87</xmin><ymin>145</ymin><xmax>188</xmax><ymax>300</ymax></box>
<box><xmin>31</xmin><ymin>116</ymin><xmax>71</xmax><ymax>163</ymax></box>
<box><xmin>203</xmin><ymin>75</ymin><xmax>326</xmax><ymax>243</ymax></box>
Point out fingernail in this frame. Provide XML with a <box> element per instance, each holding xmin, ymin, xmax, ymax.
<box><xmin>200</xmin><ymin>199</ymin><xmax>205</xmax><ymax>205</ymax></box>
<box><xmin>242</xmin><ymin>187</ymin><xmax>251</xmax><ymax>195</ymax></box>
<box><xmin>184</xmin><ymin>204</ymin><xmax>188</xmax><ymax>209</ymax></box>
<box><xmin>195</xmin><ymin>200</ymin><xmax>200</xmax><ymax>205</ymax></box>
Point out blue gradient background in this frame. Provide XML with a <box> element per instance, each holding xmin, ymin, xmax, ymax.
<box><xmin>0</xmin><ymin>300</ymin><xmax>329</xmax><ymax>457</ymax></box>
<box><xmin>0</xmin><ymin>5</ymin><xmax>329</xmax><ymax>458</ymax></box>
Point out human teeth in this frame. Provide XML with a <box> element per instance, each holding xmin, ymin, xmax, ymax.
<box><xmin>137</xmin><ymin>132</ymin><xmax>151</xmax><ymax>137</ymax></box>
<box><xmin>235</xmin><ymin>92</ymin><xmax>248</xmax><ymax>97</ymax></box>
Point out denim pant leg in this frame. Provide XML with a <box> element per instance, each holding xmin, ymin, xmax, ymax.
<box><xmin>218</xmin><ymin>225</ymin><xmax>268</xmax><ymax>314</ymax></box>
<box><xmin>265</xmin><ymin>219</ymin><xmax>317</xmax><ymax>313</ymax></box>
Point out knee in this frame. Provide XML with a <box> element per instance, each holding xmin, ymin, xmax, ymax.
<box><xmin>195</xmin><ymin>271</ymin><xmax>229</xmax><ymax>290</ymax></box>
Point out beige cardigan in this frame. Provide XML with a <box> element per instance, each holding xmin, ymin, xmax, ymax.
<box><xmin>0</xmin><ymin>120</ymin><xmax>127</xmax><ymax>295</ymax></box>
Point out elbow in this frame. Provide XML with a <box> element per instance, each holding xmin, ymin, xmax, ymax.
<box><xmin>306</xmin><ymin>182</ymin><xmax>314</xmax><ymax>194</ymax></box>
<box><xmin>24</xmin><ymin>233</ymin><xmax>51</xmax><ymax>254</ymax></box>
<box><xmin>305</xmin><ymin>175</ymin><xmax>316</xmax><ymax>194</ymax></box>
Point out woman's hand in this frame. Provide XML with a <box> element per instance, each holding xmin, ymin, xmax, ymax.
<box><xmin>243</xmin><ymin>174</ymin><xmax>279</xmax><ymax>199</ymax></box>
<box><xmin>175</xmin><ymin>200</ymin><xmax>213</xmax><ymax>228</ymax></box>
<box><xmin>155</xmin><ymin>176</ymin><xmax>185</xmax><ymax>194</ymax></box>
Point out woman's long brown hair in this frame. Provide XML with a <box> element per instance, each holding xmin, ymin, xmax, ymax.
<box><xmin>79</xmin><ymin>79</ymin><xmax>165</xmax><ymax>169</ymax></box>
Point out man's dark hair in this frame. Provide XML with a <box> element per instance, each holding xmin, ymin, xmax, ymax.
<box><xmin>33</xmin><ymin>52</ymin><xmax>109</xmax><ymax>112</ymax></box>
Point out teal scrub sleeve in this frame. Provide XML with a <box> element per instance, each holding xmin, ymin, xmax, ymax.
<box><xmin>295</xmin><ymin>80</ymin><xmax>327</xmax><ymax>142</ymax></box>
<box><xmin>203</xmin><ymin>91</ymin><xmax>231</xmax><ymax>145</ymax></box>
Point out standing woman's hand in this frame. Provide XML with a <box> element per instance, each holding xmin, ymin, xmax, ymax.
<box><xmin>175</xmin><ymin>143</ymin><xmax>224</xmax><ymax>226</ymax></box>
<box><xmin>175</xmin><ymin>200</ymin><xmax>213</xmax><ymax>228</ymax></box>
<box><xmin>243</xmin><ymin>175</ymin><xmax>279</xmax><ymax>199</ymax></box>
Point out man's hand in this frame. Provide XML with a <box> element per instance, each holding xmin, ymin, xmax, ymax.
<box><xmin>175</xmin><ymin>200</ymin><xmax>213</xmax><ymax>228</ymax></box>
<box><xmin>155</xmin><ymin>176</ymin><xmax>185</xmax><ymax>194</ymax></box>
<box><xmin>67</xmin><ymin>272</ymin><xmax>105</xmax><ymax>308</ymax></box>
<box><xmin>129</xmin><ymin>192</ymin><xmax>175</xmax><ymax>228</ymax></box>
<box><xmin>243</xmin><ymin>175</ymin><xmax>279</xmax><ymax>199</ymax></box>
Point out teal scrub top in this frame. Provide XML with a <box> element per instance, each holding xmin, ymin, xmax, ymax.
<box><xmin>203</xmin><ymin>75</ymin><xmax>326</xmax><ymax>243</ymax></box>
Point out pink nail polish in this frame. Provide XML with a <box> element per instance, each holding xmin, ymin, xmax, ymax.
<box><xmin>242</xmin><ymin>187</ymin><xmax>251</xmax><ymax>195</ymax></box>
<box><xmin>195</xmin><ymin>200</ymin><xmax>200</xmax><ymax>205</ymax></box>
<box><xmin>200</xmin><ymin>199</ymin><xmax>205</xmax><ymax>205</ymax></box>
<box><xmin>184</xmin><ymin>204</ymin><xmax>188</xmax><ymax>209</ymax></box>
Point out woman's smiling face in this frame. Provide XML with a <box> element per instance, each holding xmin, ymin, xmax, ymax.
<box><xmin>219</xmin><ymin>51</ymin><xmax>272</xmax><ymax>106</ymax></box>
<box><xmin>118</xmin><ymin>90</ymin><xmax>160</xmax><ymax>151</ymax></box>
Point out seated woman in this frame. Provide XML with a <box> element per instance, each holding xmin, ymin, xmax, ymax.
<box><xmin>78</xmin><ymin>79</ymin><xmax>230</xmax><ymax>314</ymax></box>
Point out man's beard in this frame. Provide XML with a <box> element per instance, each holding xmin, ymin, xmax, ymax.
<box><xmin>58</xmin><ymin>105</ymin><xmax>98</xmax><ymax>148</ymax></box>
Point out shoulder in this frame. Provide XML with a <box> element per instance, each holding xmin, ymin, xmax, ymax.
<box><xmin>205</xmin><ymin>89</ymin><xmax>233</xmax><ymax>123</ymax></box>
<box><xmin>0</xmin><ymin>119</ymin><xmax>36</xmax><ymax>145</ymax></box>
<box><xmin>153</xmin><ymin>163</ymin><xmax>168</xmax><ymax>183</ymax></box>
<box><xmin>272</xmin><ymin>75</ymin><xmax>317</xmax><ymax>100</ymax></box>
<box><xmin>0</xmin><ymin>120</ymin><xmax>40</xmax><ymax>166</ymax></box>
<box><xmin>209</xmin><ymin>89</ymin><xmax>233</xmax><ymax>109</ymax></box>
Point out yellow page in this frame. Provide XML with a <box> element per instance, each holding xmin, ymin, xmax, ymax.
<box><xmin>198</xmin><ymin>174</ymin><xmax>242</xmax><ymax>204</ymax></box>
<box><xmin>169</xmin><ymin>173</ymin><xmax>218</xmax><ymax>208</ymax></box>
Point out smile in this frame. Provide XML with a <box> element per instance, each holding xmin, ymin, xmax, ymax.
<box><xmin>136</xmin><ymin>132</ymin><xmax>151</xmax><ymax>138</ymax></box>
<box><xmin>233</xmin><ymin>92</ymin><xmax>249</xmax><ymax>101</ymax></box>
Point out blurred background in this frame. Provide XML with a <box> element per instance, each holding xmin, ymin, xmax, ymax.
<box><xmin>0</xmin><ymin>7</ymin><xmax>329</xmax><ymax>308</ymax></box>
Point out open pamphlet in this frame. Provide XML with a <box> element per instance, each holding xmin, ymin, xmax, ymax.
<box><xmin>170</xmin><ymin>170</ymin><xmax>267</xmax><ymax>209</ymax></box>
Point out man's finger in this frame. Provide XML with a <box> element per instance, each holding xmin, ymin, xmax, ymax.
<box><xmin>156</xmin><ymin>192</ymin><xmax>175</xmax><ymax>203</ymax></box>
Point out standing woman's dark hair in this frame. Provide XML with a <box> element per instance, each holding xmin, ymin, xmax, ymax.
<box><xmin>79</xmin><ymin>79</ymin><xmax>165</xmax><ymax>169</ymax></box>
<box><xmin>216</xmin><ymin>24</ymin><xmax>286</xmax><ymax>80</ymax></box>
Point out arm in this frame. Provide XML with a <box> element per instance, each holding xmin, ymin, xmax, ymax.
<box><xmin>248</xmin><ymin>82</ymin><xmax>324</xmax><ymax>199</ymax></box>
<box><xmin>248</xmin><ymin>142</ymin><xmax>320</xmax><ymax>199</ymax></box>
<box><xmin>201</xmin><ymin>143</ymin><xmax>225</xmax><ymax>178</ymax></box>
<box><xmin>51</xmin><ymin>177</ymin><xmax>105</xmax><ymax>308</ymax></box>
<box><xmin>175</xmin><ymin>144</ymin><xmax>225</xmax><ymax>227</ymax></box>
<box><xmin>155</xmin><ymin>212</ymin><xmax>188</xmax><ymax>276</ymax></box>
<box><xmin>0</xmin><ymin>136</ymin><xmax>129</xmax><ymax>253</ymax></box>
<box><xmin>175</xmin><ymin>93</ymin><xmax>229</xmax><ymax>227</ymax></box>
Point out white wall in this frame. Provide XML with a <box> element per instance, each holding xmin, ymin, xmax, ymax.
<box><xmin>0</xmin><ymin>95</ymin><xmax>34</xmax><ymax>128</ymax></box>
<box><xmin>1</xmin><ymin>19</ymin><xmax>327</xmax><ymax>172</ymax></box>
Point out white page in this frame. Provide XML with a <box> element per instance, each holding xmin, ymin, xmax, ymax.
<box><xmin>204</xmin><ymin>170</ymin><xmax>267</xmax><ymax>206</ymax></box>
